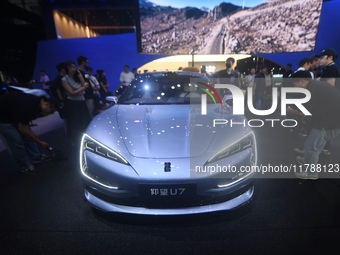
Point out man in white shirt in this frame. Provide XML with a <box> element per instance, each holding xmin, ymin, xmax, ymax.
<box><xmin>119</xmin><ymin>65</ymin><xmax>135</xmax><ymax>87</ymax></box>
<box><xmin>39</xmin><ymin>69</ymin><xmax>50</xmax><ymax>95</ymax></box>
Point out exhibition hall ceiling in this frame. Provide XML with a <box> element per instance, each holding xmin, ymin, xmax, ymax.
<box><xmin>6</xmin><ymin>0</ymin><xmax>137</xmax><ymax>36</ymax></box>
<box><xmin>58</xmin><ymin>8</ymin><xmax>136</xmax><ymax>35</ymax></box>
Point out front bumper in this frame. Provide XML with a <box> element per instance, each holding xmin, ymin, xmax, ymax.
<box><xmin>84</xmin><ymin>184</ymin><xmax>254</xmax><ymax>215</ymax></box>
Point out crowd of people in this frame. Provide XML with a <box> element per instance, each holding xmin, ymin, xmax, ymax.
<box><xmin>0</xmin><ymin>56</ymin><xmax>137</xmax><ymax>174</ymax></box>
<box><xmin>210</xmin><ymin>48</ymin><xmax>340</xmax><ymax>180</ymax></box>
<box><xmin>1</xmin><ymin>49</ymin><xmax>340</xmax><ymax>179</ymax></box>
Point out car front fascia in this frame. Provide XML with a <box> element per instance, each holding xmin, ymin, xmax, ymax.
<box><xmin>80</xmin><ymin>133</ymin><xmax>256</xmax><ymax>214</ymax></box>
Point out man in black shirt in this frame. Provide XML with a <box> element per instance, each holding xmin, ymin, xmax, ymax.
<box><xmin>77</xmin><ymin>55</ymin><xmax>95</xmax><ymax>117</ymax></box>
<box><xmin>309</xmin><ymin>55</ymin><xmax>321</xmax><ymax>79</ymax></box>
<box><xmin>319</xmin><ymin>48</ymin><xmax>340</xmax><ymax>89</ymax></box>
<box><xmin>213</xmin><ymin>57</ymin><xmax>239</xmax><ymax>97</ymax></box>
<box><xmin>51</xmin><ymin>62</ymin><xmax>67</xmax><ymax>106</ymax></box>
<box><xmin>214</xmin><ymin>57</ymin><xmax>239</xmax><ymax>84</ymax></box>
<box><xmin>287</xmin><ymin>71</ymin><xmax>340</xmax><ymax>180</ymax></box>
<box><xmin>51</xmin><ymin>62</ymin><xmax>67</xmax><ymax>120</ymax></box>
<box><xmin>318</xmin><ymin>48</ymin><xmax>340</xmax><ymax>155</ymax></box>
<box><xmin>0</xmin><ymin>93</ymin><xmax>55</xmax><ymax>174</ymax></box>
<box><xmin>281</xmin><ymin>64</ymin><xmax>294</xmax><ymax>89</ymax></box>
<box><xmin>282</xmin><ymin>63</ymin><xmax>293</xmax><ymax>78</ymax></box>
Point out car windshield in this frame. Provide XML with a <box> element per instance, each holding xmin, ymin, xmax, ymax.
<box><xmin>118</xmin><ymin>72</ymin><xmax>216</xmax><ymax>105</ymax></box>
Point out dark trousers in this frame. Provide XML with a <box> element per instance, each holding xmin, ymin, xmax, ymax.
<box><xmin>66</xmin><ymin>99</ymin><xmax>91</xmax><ymax>145</ymax></box>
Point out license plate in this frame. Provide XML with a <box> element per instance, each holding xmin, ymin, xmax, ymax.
<box><xmin>139</xmin><ymin>183</ymin><xmax>196</xmax><ymax>197</ymax></box>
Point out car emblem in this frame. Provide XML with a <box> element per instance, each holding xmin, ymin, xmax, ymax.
<box><xmin>164</xmin><ymin>162</ymin><xmax>171</xmax><ymax>172</ymax></box>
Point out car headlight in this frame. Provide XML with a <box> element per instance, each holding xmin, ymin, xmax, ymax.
<box><xmin>81</xmin><ymin>133</ymin><xmax>129</xmax><ymax>165</ymax></box>
<box><xmin>205</xmin><ymin>132</ymin><xmax>257</xmax><ymax>188</ymax></box>
<box><xmin>206</xmin><ymin>131</ymin><xmax>257</xmax><ymax>166</ymax></box>
<box><xmin>80</xmin><ymin>133</ymin><xmax>129</xmax><ymax>189</ymax></box>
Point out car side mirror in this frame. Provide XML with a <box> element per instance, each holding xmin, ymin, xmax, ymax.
<box><xmin>105</xmin><ymin>96</ymin><xmax>118</xmax><ymax>104</ymax></box>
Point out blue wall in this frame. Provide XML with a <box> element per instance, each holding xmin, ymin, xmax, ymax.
<box><xmin>34</xmin><ymin>33</ymin><xmax>169</xmax><ymax>91</ymax></box>
<box><xmin>34</xmin><ymin>0</ymin><xmax>340</xmax><ymax>91</ymax></box>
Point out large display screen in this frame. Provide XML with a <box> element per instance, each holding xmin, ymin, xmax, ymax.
<box><xmin>137</xmin><ymin>0</ymin><xmax>324</xmax><ymax>54</ymax></box>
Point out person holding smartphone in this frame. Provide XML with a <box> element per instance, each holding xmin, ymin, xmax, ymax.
<box><xmin>62</xmin><ymin>60</ymin><xmax>91</xmax><ymax>147</ymax></box>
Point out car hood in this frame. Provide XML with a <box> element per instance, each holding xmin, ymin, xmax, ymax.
<box><xmin>115</xmin><ymin>104</ymin><xmax>220</xmax><ymax>158</ymax></box>
<box><xmin>7</xmin><ymin>85</ymin><xmax>50</xmax><ymax>98</ymax></box>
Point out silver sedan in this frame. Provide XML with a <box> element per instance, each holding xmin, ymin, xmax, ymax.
<box><xmin>80</xmin><ymin>71</ymin><xmax>257</xmax><ymax>215</ymax></box>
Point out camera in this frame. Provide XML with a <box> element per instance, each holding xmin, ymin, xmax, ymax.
<box><xmin>47</xmin><ymin>146</ymin><xmax>67</xmax><ymax>161</ymax></box>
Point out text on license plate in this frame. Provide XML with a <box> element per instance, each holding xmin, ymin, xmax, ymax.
<box><xmin>139</xmin><ymin>184</ymin><xmax>196</xmax><ymax>197</ymax></box>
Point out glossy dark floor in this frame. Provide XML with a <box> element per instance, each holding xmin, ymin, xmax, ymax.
<box><xmin>1</xmin><ymin>112</ymin><xmax>340</xmax><ymax>254</ymax></box>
